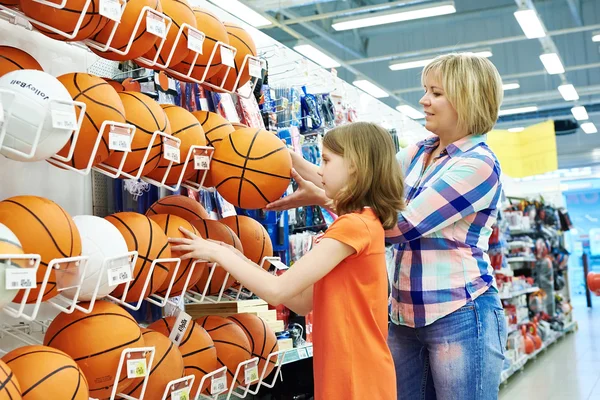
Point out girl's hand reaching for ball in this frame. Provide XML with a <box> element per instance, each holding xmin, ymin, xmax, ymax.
<box><xmin>169</xmin><ymin>227</ymin><xmax>228</xmax><ymax>263</ymax></box>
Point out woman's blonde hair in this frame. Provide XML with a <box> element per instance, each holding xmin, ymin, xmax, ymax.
<box><xmin>322</xmin><ymin>122</ymin><xmax>405</xmax><ymax>229</ymax></box>
<box><xmin>422</xmin><ymin>52</ymin><xmax>504</xmax><ymax>135</ymax></box>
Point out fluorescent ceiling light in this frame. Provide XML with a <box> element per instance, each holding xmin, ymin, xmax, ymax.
<box><xmin>539</xmin><ymin>53</ymin><xmax>565</xmax><ymax>75</ymax></box>
<box><xmin>502</xmin><ymin>82</ymin><xmax>520</xmax><ymax>91</ymax></box>
<box><xmin>514</xmin><ymin>9</ymin><xmax>546</xmax><ymax>38</ymax></box>
<box><xmin>396</xmin><ymin>105</ymin><xmax>424</xmax><ymax>119</ymax></box>
<box><xmin>352</xmin><ymin>80</ymin><xmax>389</xmax><ymax>98</ymax></box>
<box><xmin>332</xmin><ymin>1</ymin><xmax>456</xmax><ymax>31</ymax></box>
<box><xmin>592</xmin><ymin>33</ymin><xmax>600</xmax><ymax>42</ymax></box>
<box><xmin>293</xmin><ymin>44</ymin><xmax>340</xmax><ymax>68</ymax></box>
<box><xmin>558</xmin><ymin>84</ymin><xmax>579</xmax><ymax>101</ymax></box>
<box><xmin>571</xmin><ymin>106</ymin><xmax>589</xmax><ymax>121</ymax></box>
<box><xmin>389</xmin><ymin>50</ymin><xmax>492</xmax><ymax>71</ymax></box>
<box><xmin>581</xmin><ymin>122</ymin><xmax>598</xmax><ymax>134</ymax></box>
<box><xmin>207</xmin><ymin>0</ymin><xmax>272</xmax><ymax>27</ymax></box>
<box><xmin>498</xmin><ymin>106</ymin><xmax>538</xmax><ymax>116</ymax></box>
<box><xmin>508</xmin><ymin>127</ymin><xmax>525</xmax><ymax>132</ymax></box>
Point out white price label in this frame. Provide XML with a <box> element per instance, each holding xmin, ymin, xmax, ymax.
<box><xmin>211</xmin><ymin>374</ymin><xmax>227</xmax><ymax>395</ymax></box>
<box><xmin>163</xmin><ymin>142</ymin><xmax>180</xmax><ymax>163</ymax></box>
<box><xmin>298</xmin><ymin>348</ymin><xmax>308</xmax><ymax>359</ymax></box>
<box><xmin>221</xmin><ymin>47</ymin><xmax>235</xmax><ymax>68</ymax></box>
<box><xmin>146</xmin><ymin>14</ymin><xmax>166</xmax><ymax>38</ymax></box>
<box><xmin>248</xmin><ymin>59</ymin><xmax>262</xmax><ymax>79</ymax></box>
<box><xmin>109</xmin><ymin>130</ymin><xmax>131</xmax><ymax>152</ymax></box>
<box><xmin>193</xmin><ymin>155</ymin><xmax>210</xmax><ymax>170</ymax></box>
<box><xmin>169</xmin><ymin>310</ymin><xmax>192</xmax><ymax>346</ymax></box>
<box><xmin>244</xmin><ymin>363</ymin><xmax>259</xmax><ymax>385</ymax></box>
<box><xmin>187</xmin><ymin>30</ymin><xmax>205</xmax><ymax>54</ymax></box>
<box><xmin>126</xmin><ymin>358</ymin><xmax>147</xmax><ymax>379</ymax></box>
<box><xmin>99</xmin><ymin>0</ymin><xmax>122</xmax><ymax>21</ymax></box>
<box><xmin>170</xmin><ymin>387</ymin><xmax>190</xmax><ymax>400</ymax></box>
<box><xmin>51</xmin><ymin>108</ymin><xmax>77</xmax><ymax>130</ymax></box>
<box><xmin>5</xmin><ymin>268</ymin><xmax>36</xmax><ymax>290</ymax></box>
<box><xmin>107</xmin><ymin>263</ymin><xmax>132</xmax><ymax>286</ymax></box>
<box><xmin>307</xmin><ymin>346</ymin><xmax>313</xmax><ymax>357</ymax></box>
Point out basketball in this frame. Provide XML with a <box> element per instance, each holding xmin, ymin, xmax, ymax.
<box><xmin>170</xmin><ymin>7</ymin><xmax>228</xmax><ymax>81</ymax></box>
<box><xmin>0</xmin><ymin>70</ymin><xmax>77</xmax><ymax>162</ymax></box>
<box><xmin>0</xmin><ymin>223</ymin><xmax>25</xmax><ymax>308</ymax></box>
<box><xmin>0</xmin><ymin>0</ymin><xmax>18</xmax><ymax>6</ymax></box>
<box><xmin>228</xmin><ymin>313</ymin><xmax>279</xmax><ymax>378</ymax></box>
<box><xmin>206</xmin><ymin>22</ymin><xmax>257</xmax><ymax>90</ymax></box>
<box><xmin>144</xmin><ymin>105</ymin><xmax>207</xmax><ymax>185</ymax></box>
<box><xmin>90</xmin><ymin>0</ymin><xmax>162</xmax><ymax>61</ymax></box>
<box><xmin>55</xmin><ymin>73</ymin><xmax>126</xmax><ymax>169</ymax></box>
<box><xmin>43</xmin><ymin>301</ymin><xmax>144</xmax><ymax>399</ymax></box>
<box><xmin>189</xmin><ymin>218</ymin><xmax>242</xmax><ymax>295</ymax></box>
<box><xmin>220</xmin><ymin>216</ymin><xmax>273</xmax><ymax>266</ymax></box>
<box><xmin>148</xmin><ymin>317</ymin><xmax>217</xmax><ymax>395</ymax></box>
<box><xmin>195</xmin><ymin>316</ymin><xmax>251</xmax><ymax>386</ymax></box>
<box><xmin>211</xmin><ymin>128</ymin><xmax>291</xmax><ymax>209</ymax></box>
<box><xmin>2</xmin><ymin>345</ymin><xmax>88</xmax><ymax>400</ymax></box>
<box><xmin>231</xmin><ymin>122</ymin><xmax>248</xmax><ymax>131</ymax></box>
<box><xmin>148</xmin><ymin>214</ymin><xmax>204</xmax><ymax>297</ymax></box>
<box><xmin>104</xmin><ymin>79</ymin><xmax>125</xmax><ymax>92</ymax></box>
<box><xmin>60</xmin><ymin>216</ymin><xmax>128</xmax><ymax>301</ymax></box>
<box><xmin>146</xmin><ymin>195</ymin><xmax>209</xmax><ymax>221</ymax></box>
<box><xmin>0</xmin><ymin>359</ymin><xmax>21</xmax><ymax>400</ymax></box>
<box><xmin>0</xmin><ymin>46</ymin><xmax>43</xmax><ymax>77</ymax></box>
<box><xmin>122</xmin><ymin>329</ymin><xmax>185</xmax><ymax>400</ymax></box>
<box><xmin>0</xmin><ymin>196</ymin><xmax>81</xmax><ymax>303</ymax></box>
<box><xmin>20</xmin><ymin>0</ymin><xmax>108</xmax><ymax>41</ymax></box>
<box><xmin>104</xmin><ymin>212</ymin><xmax>171</xmax><ymax>302</ymax></box>
<box><xmin>103</xmin><ymin>92</ymin><xmax>171</xmax><ymax>177</ymax></box>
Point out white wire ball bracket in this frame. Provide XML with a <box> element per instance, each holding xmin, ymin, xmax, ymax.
<box><xmin>108</xmin><ymin>347</ymin><xmax>156</xmax><ymax>400</ymax></box>
<box><xmin>200</xmin><ymin>54</ymin><xmax>265</xmax><ymax>100</ymax></box>
<box><xmin>160</xmin><ymin>374</ymin><xmax>196</xmax><ymax>400</ymax></box>
<box><xmin>135</xmin><ymin>23</ymin><xmax>204</xmax><ymax>70</ymax></box>
<box><xmin>184</xmin><ymin>262</ymin><xmax>234</xmax><ymax>304</ymax></box>
<box><xmin>234</xmin><ymin>257</ymin><xmax>289</xmax><ymax>301</ymax></box>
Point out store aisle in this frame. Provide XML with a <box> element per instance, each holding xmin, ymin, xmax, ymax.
<box><xmin>499</xmin><ymin>299</ymin><xmax>600</xmax><ymax>400</ymax></box>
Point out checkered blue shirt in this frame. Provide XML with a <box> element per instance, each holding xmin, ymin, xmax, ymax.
<box><xmin>385</xmin><ymin>134</ymin><xmax>502</xmax><ymax>328</ymax></box>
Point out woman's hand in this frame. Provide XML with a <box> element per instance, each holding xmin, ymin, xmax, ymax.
<box><xmin>169</xmin><ymin>227</ymin><xmax>226</xmax><ymax>263</ymax></box>
<box><xmin>266</xmin><ymin>169</ymin><xmax>330</xmax><ymax>211</ymax></box>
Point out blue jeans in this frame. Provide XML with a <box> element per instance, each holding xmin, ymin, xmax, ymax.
<box><xmin>388</xmin><ymin>288</ymin><xmax>507</xmax><ymax>400</ymax></box>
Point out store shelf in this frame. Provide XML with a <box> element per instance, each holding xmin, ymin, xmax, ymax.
<box><xmin>494</xmin><ymin>268</ymin><xmax>514</xmax><ymax>277</ymax></box>
<box><xmin>499</xmin><ymin>286</ymin><xmax>540</xmax><ymax>300</ymax></box>
<box><xmin>509</xmin><ymin>228</ymin><xmax>536</xmax><ymax>236</ymax></box>
<box><xmin>507</xmin><ymin>257</ymin><xmax>537</xmax><ymax>263</ymax></box>
<box><xmin>507</xmin><ymin>241</ymin><xmax>535</xmax><ymax>248</ymax></box>
<box><xmin>282</xmin><ymin>344</ymin><xmax>313</xmax><ymax>365</ymax></box>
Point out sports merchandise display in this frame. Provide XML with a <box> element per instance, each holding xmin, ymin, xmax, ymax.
<box><xmin>0</xmin><ymin>223</ymin><xmax>24</xmax><ymax>308</ymax></box>
<box><xmin>145</xmin><ymin>195</ymin><xmax>209</xmax><ymax>221</ymax></box>
<box><xmin>0</xmin><ymin>359</ymin><xmax>21</xmax><ymax>399</ymax></box>
<box><xmin>0</xmin><ymin>46</ymin><xmax>43</xmax><ymax>77</ymax></box>
<box><xmin>228</xmin><ymin>313</ymin><xmax>279</xmax><ymax>378</ymax></box>
<box><xmin>221</xmin><ymin>215</ymin><xmax>273</xmax><ymax>266</ymax></box>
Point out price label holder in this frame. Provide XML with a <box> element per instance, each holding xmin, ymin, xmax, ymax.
<box><xmin>193</xmin><ymin>151</ymin><xmax>210</xmax><ymax>170</ymax></box>
<box><xmin>169</xmin><ymin>309</ymin><xmax>192</xmax><ymax>346</ymax></box>
<box><xmin>163</xmin><ymin>137</ymin><xmax>180</xmax><ymax>163</ymax></box>
<box><xmin>99</xmin><ymin>0</ymin><xmax>123</xmax><ymax>21</ymax></box>
<box><xmin>55</xmin><ymin>260</ymin><xmax>83</xmax><ymax>292</ymax></box>
<box><xmin>244</xmin><ymin>359</ymin><xmax>259</xmax><ymax>385</ymax></box>
<box><xmin>211</xmin><ymin>369</ymin><xmax>228</xmax><ymax>395</ymax></box>
<box><xmin>307</xmin><ymin>345</ymin><xmax>313</xmax><ymax>357</ymax></box>
<box><xmin>248</xmin><ymin>58</ymin><xmax>262</xmax><ymax>79</ymax></box>
<box><xmin>147</xmin><ymin>13</ymin><xmax>166</xmax><ymax>38</ymax></box>
<box><xmin>5</xmin><ymin>267</ymin><xmax>36</xmax><ymax>290</ymax></box>
<box><xmin>297</xmin><ymin>347</ymin><xmax>309</xmax><ymax>360</ymax></box>
<box><xmin>221</xmin><ymin>46</ymin><xmax>235</xmax><ymax>69</ymax></box>
<box><xmin>187</xmin><ymin>29</ymin><xmax>205</xmax><ymax>54</ymax></box>
<box><xmin>50</xmin><ymin>103</ymin><xmax>78</xmax><ymax>131</ymax></box>
<box><xmin>107</xmin><ymin>255</ymin><xmax>133</xmax><ymax>287</ymax></box>
<box><xmin>170</xmin><ymin>381</ymin><xmax>191</xmax><ymax>400</ymax></box>
<box><xmin>126</xmin><ymin>351</ymin><xmax>148</xmax><ymax>379</ymax></box>
<box><xmin>108</xmin><ymin>125</ymin><xmax>132</xmax><ymax>152</ymax></box>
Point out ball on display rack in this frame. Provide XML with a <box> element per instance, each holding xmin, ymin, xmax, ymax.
<box><xmin>588</xmin><ymin>272</ymin><xmax>600</xmax><ymax>295</ymax></box>
<box><xmin>103</xmin><ymin>79</ymin><xmax>125</xmax><ymax>92</ymax></box>
<box><xmin>0</xmin><ymin>195</ymin><xmax>82</xmax><ymax>304</ymax></box>
<box><xmin>0</xmin><ymin>69</ymin><xmax>77</xmax><ymax>162</ymax></box>
<box><xmin>231</xmin><ymin>122</ymin><xmax>248</xmax><ymax>131</ymax></box>
<box><xmin>2</xmin><ymin>345</ymin><xmax>89</xmax><ymax>400</ymax></box>
<box><xmin>220</xmin><ymin>215</ymin><xmax>273</xmax><ymax>267</ymax></box>
<box><xmin>228</xmin><ymin>313</ymin><xmax>279</xmax><ymax>378</ymax></box>
<box><xmin>0</xmin><ymin>356</ymin><xmax>21</xmax><ymax>400</ymax></box>
<box><xmin>0</xmin><ymin>223</ymin><xmax>25</xmax><ymax>309</ymax></box>
<box><xmin>211</xmin><ymin>128</ymin><xmax>292</xmax><ymax>209</ymax></box>
<box><xmin>0</xmin><ymin>46</ymin><xmax>43</xmax><ymax>78</ymax></box>
<box><xmin>146</xmin><ymin>195</ymin><xmax>209</xmax><ymax>221</ymax></box>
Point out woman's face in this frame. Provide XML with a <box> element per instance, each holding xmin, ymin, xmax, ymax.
<box><xmin>419</xmin><ymin>73</ymin><xmax>460</xmax><ymax>138</ymax></box>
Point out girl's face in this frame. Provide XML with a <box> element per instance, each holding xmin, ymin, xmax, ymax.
<box><xmin>419</xmin><ymin>73</ymin><xmax>460</xmax><ymax>137</ymax></box>
<box><xmin>318</xmin><ymin>147</ymin><xmax>352</xmax><ymax>199</ymax></box>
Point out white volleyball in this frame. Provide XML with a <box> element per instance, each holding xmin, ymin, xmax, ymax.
<box><xmin>0</xmin><ymin>69</ymin><xmax>76</xmax><ymax>161</ymax></box>
<box><xmin>0</xmin><ymin>223</ymin><xmax>25</xmax><ymax>308</ymax></box>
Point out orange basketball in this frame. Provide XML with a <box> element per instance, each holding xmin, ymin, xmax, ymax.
<box><xmin>212</xmin><ymin>128</ymin><xmax>291</xmax><ymax>209</ymax></box>
<box><xmin>105</xmin><ymin>212</ymin><xmax>171</xmax><ymax>301</ymax></box>
<box><xmin>55</xmin><ymin>73</ymin><xmax>126</xmax><ymax>169</ymax></box>
<box><xmin>104</xmin><ymin>79</ymin><xmax>125</xmax><ymax>92</ymax></box>
<box><xmin>228</xmin><ymin>313</ymin><xmax>279</xmax><ymax>378</ymax></box>
<box><xmin>170</xmin><ymin>7</ymin><xmax>228</xmax><ymax>81</ymax></box>
<box><xmin>0</xmin><ymin>359</ymin><xmax>21</xmax><ymax>400</ymax></box>
<box><xmin>189</xmin><ymin>218</ymin><xmax>242</xmax><ymax>295</ymax></box>
<box><xmin>2</xmin><ymin>345</ymin><xmax>88</xmax><ymax>400</ymax></box>
<box><xmin>0</xmin><ymin>46</ymin><xmax>43</xmax><ymax>77</ymax></box>
<box><xmin>220</xmin><ymin>216</ymin><xmax>273</xmax><ymax>266</ymax></box>
<box><xmin>20</xmin><ymin>0</ymin><xmax>108</xmax><ymax>41</ymax></box>
<box><xmin>144</xmin><ymin>105</ymin><xmax>207</xmax><ymax>185</ymax></box>
<box><xmin>195</xmin><ymin>316</ymin><xmax>251</xmax><ymax>386</ymax></box>
<box><xmin>148</xmin><ymin>317</ymin><xmax>217</xmax><ymax>395</ymax></box>
<box><xmin>0</xmin><ymin>0</ymin><xmax>18</xmax><ymax>6</ymax></box>
<box><xmin>122</xmin><ymin>329</ymin><xmax>185</xmax><ymax>400</ymax></box>
<box><xmin>43</xmin><ymin>301</ymin><xmax>144</xmax><ymax>399</ymax></box>
<box><xmin>148</xmin><ymin>214</ymin><xmax>204</xmax><ymax>296</ymax></box>
<box><xmin>231</xmin><ymin>122</ymin><xmax>248</xmax><ymax>131</ymax></box>
<box><xmin>146</xmin><ymin>195</ymin><xmax>209</xmax><ymax>221</ymax></box>
<box><xmin>104</xmin><ymin>92</ymin><xmax>171</xmax><ymax>177</ymax></box>
<box><xmin>0</xmin><ymin>196</ymin><xmax>81</xmax><ymax>303</ymax></box>
<box><xmin>90</xmin><ymin>0</ymin><xmax>162</xmax><ymax>61</ymax></box>
<box><xmin>206</xmin><ymin>22</ymin><xmax>257</xmax><ymax>90</ymax></box>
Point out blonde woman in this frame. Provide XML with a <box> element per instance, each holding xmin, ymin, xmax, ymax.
<box><xmin>268</xmin><ymin>53</ymin><xmax>507</xmax><ymax>399</ymax></box>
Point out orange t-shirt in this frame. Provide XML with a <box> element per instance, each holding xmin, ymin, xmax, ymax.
<box><xmin>312</xmin><ymin>208</ymin><xmax>396</xmax><ymax>399</ymax></box>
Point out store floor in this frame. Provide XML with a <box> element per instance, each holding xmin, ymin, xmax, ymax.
<box><xmin>499</xmin><ymin>297</ymin><xmax>600</xmax><ymax>400</ymax></box>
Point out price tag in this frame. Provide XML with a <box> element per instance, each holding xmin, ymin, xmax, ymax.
<box><xmin>187</xmin><ymin>30</ymin><xmax>205</xmax><ymax>54</ymax></box>
<box><xmin>146</xmin><ymin>13</ymin><xmax>166</xmax><ymax>38</ymax></box>
<box><xmin>108</xmin><ymin>126</ymin><xmax>132</xmax><ymax>152</ymax></box>
<box><xmin>126</xmin><ymin>358</ymin><xmax>147</xmax><ymax>379</ymax></box>
<box><xmin>170</xmin><ymin>387</ymin><xmax>190</xmax><ymax>400</ymax></box>
<box><xmin>51</xmin><ymin>106</ymin><xmax>77</xmax><ymax>130</ymax></box>
<box><xmin>248</xmin><ymin>58</ymin><xmax>262</xmax><ymax>79</ymax></box>
<box><xmin>211</xmin><ymin>373</ymin><xmax>227</xmax><ymax>395</ymax></box>
<box><xmin>298</xmin><ymin>348</ymin><xmax>308</xmax><ymax>359</ymax></box>
<box><xmin>244</xmin><ymin>362</ymin><xmax>259</xmax><ymax>385</ymax></box>
<box><xmin>169</xmin><ymin>310</ymin><xmax>192</xmax><ymax>346</ymax></box>
<box><xmin>5</xmin><ymin>268</ymin><xmax>36</xmax><ymax>290</ymax></box>
<box><xmin>307</xmin><ymin>346</ymin><xmax>313</xmax><ymax>357</ymax></box>
<box><xmin>193</xmin><ymin>154</ymin><xmax>210</xmax><ymax>170</ymax></box>
<box><xmin>107</xmin><ymin>262</ymin><xmax>132</xmax><ymax>286</ymax></box>
<box><xmin>221</xmin><ymin>47</ymin><xmax>235</xmax><ymax>68</ymax></box>
<box><xmin>99</xmin><ymin>0</ymin><xmax>122</xmax><ymax>21</ymax></box>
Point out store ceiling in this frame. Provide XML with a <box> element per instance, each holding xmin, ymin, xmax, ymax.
<box><xmin>243</xmin><ymin>0</ymin><xmax>600</xmax><ymax>167</ymax></box>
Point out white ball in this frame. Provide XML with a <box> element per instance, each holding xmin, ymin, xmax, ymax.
<box><xmin>0</xmin><ymin>223</ymin><xmax>24</xmax><ymax>308</ymax></box>
<box><xmin>61</xmin><ymin>215</ymin><xmax>128</xmax><ymax>301</ymax></box>
<box><xmin>0</xmin><ymin>69</ymin><xmax>76</xmax><ymax>162</ymax></box>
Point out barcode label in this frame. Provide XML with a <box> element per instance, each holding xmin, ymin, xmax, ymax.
<box><xmin>248</xmin><ymin>58</ymin><xmax>262</xmax><ymax>78</ymax></box>
<box><xmin>193</xmin><ymin>155</ymin><xmax>210</xmax><ymax>170</ymax></box>
<box><xmin>146</xmin><ymin>14</ymin><xmax>166</xmax><ymax>38</ymax></box>
<box><xmin>307</xmin><ymin>346</ymin><xmax>313</xmax><ymax>357</ymax></box>
<box><xmin>109</xmin><ymin>130</ymin><xmax>131</xmax><ymax>152</ymax></box>
<box><xmin>51</xmin><ymin>108</ymin><xmax>77</xmax><ymax>130</ymax></box>
<box><xmin>107</xmin><ymin>263</ymin><xmax>132</xmax><ymax>286</ymax></box>
<box><xmin>211</xmin><ymin>374</ymin><xmax>227</xmax><ymax>395</ymax></box>
<box><xmin>170</xmin><ymin>387</ymin><xmax>190</xmax><ymax>400</ymax></box>
<box><xmin>5</xmin><ymin>268</ymin><xmax>36</xmax><ymax>290</ymax></box>
<box><xmin>221</xmin><ymin>47</ymin><xmax>235</xmax><ymax>68</ymax></box>
<box><xmin>126</xmin><ymin>358</ymin><xmax>147</xmax><ymax>379</ymax></box>
<box><xmin>187</xmin><ymin>30</ymin><xmax>205</xmax><ymax>54</ymax></box>
<box><xmin>169</xmin><ymin>310</ymin><xmax>192</xmax><ymax>346</ymax></box>
<box><xmin>244</xmin><ymin>362</ymin><xmax>259</xmax><ymax>385</ymax></box>
<box><xmin>163</xmin><ymin>142</ymin><xmax>180</xmax><ymax>163</ymax></box>
<box><xmin>99</xmin><ymin>0</ymin><xmax>122</xmax><ymax>21</ymax></box>
<box><xmin>298</xmin><ymin>348</ymin><xmax>308</xmax><ymax>359</ymax></box>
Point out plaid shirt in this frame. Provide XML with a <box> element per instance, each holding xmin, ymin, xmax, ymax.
<box><xmin>385</xmin><ymin>134</ymin><xmax>502</xmax><ymax>328</ymax></box>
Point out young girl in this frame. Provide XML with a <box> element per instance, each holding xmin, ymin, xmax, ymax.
<box><xmin>170</xmin><ymin>122</ymin><xmax>404</xmax><ymax>400</ymax></box>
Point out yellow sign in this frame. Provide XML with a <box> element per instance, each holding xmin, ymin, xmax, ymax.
<box><xmin>488</xmin><ymin>120</ymin><xmax>558</xmax><ymax>178</ymax></box>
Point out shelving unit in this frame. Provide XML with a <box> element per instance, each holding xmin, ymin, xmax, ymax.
<box><xmin>499</xmin><ymin>286</ymin><xmax>540</xmax><ymax>300</ymax></box>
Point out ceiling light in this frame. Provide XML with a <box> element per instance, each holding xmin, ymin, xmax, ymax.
<box><xmin>558</xmin><ymin>84</ymin><xmax>579</xmax><ymax>101</ymax></box>
<box><xmin>332</xmin><ymin>1</ymin><xmax>456</xmax><ymax>31</ymax></box>
<box><xmin>571</xmin><ymin>106</ymin><xmax>589</xmax><ymax>121</ymax></box>
<box><xmin>502</xmin><ymin>82</ymin><xmax>520</xmax><ymax>91</ymax></box>
<box><xmin>498</xmin><ymin>106</ymin><xmax>538</xmax><ymax>116</ymax></box>
<box><xmin>389</xmin><ymin>50</ymin><xmax>492</xmax><ymax>71</ymax></box>
<box><xmin>396</xmin><ymin>105</ymin><xmax>424</xmax><ymax>119</ymax></box>
<box><xmin>581</xmin><ymin>122</ymin><xmax>598</xmax><ymax>134</ymax></box>
<box><xmin>293</xmin><ymin>44</ymin><xmax>340</xmax><ymax>68</ymax></box>
<box><xmin>592</xmin><ymin>33</ymin><xmax>600</xmax><ymax>42</ymax></box>
<box><xmin>353</xmin><ymin>80</ymin><xmax>389</xmax><ymax>98</ymax></box>
<box><xmin>207</xmin><ymin>0</ymin><xmax>272</xmax><ymax>27</ymax></box>
<box><xmin>539</xmin><ymin>53</ymin><xmax>565</xmax><ymax>75</ymax></box>
<box><xmin>508</xmin><ymin>127</ymin><xmax>525</xmax><ymax>132</ymax></box>
<box><xmin>514</xmin><ymin>9</ymin><xmax>546</xmax><ymax>39</ymax></box>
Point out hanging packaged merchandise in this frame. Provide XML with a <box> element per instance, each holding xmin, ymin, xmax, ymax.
<box><xmin>300</xmin><ymin>86</ymin><xmax>322</xmax><ymax>132</ymax></box>
<box><xmin>239</xmin><ymin>94</ymin><xmax>265</xmax><ymax>129</ymax></box>
<box><xmin>290</xmin><ymin>86</ymin><xmax>302</xmax><ymax>127</ymax></box>
<box><xmin>320</xmin><ymin>94</ymin><xmax>336</xmax><ymax>128</ymax></box>
<box><xmin>211</xmin><ymin>92</ymin><xmax>240</xmax><ymax>122</ymax></box>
